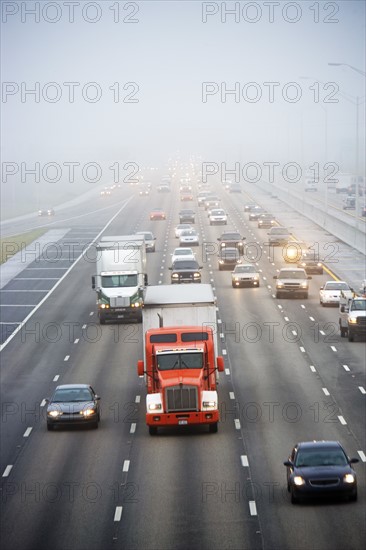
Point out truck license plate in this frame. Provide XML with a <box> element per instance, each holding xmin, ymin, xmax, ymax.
<box><xmin>178</xmin><ymin>420</ymin><xmax>188</xmax><ymax>425</ymax></box>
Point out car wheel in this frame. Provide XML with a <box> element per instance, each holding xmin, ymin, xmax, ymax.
<box><xmin>340</xmin><ymin>325</ymin><xmax>347</xmax><ymax>338</ymax></box>
<box><xmin>47</xmin><ymin>424</ymin><xmax>54</xmax><ymax>431</ymax></box>
<box><xmin>149</xmin><ymin>426</ymin><xmax>158</xmax><ymax>436</ymax></box>
<box><xmin>348</xmin><ymin>330</ymin><xmax>355</xmax><ymax>342</ymax></box>
<box><xmin>209</xmin><ymin>422</ymin><xmax>218</xmax><ymax>433</ymax></box>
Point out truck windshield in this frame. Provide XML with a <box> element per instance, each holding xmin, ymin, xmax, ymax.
<box><xmin>102</xmin><ymin>274</ymin><xmax>138</xmax><ymax>287</ymax></box>
<box><xmin>157</xmin><ymin>352</ymin><xmax>203</xmax><ymax>371</ymax></box>
<box><xmin>351</xmin><ymin>300</ymin><xmax>366</xmax><ymax>311</ymax></box>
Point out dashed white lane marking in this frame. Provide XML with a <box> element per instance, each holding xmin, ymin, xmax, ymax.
<box><xmin>241</xmin><ymin>455</ymin><xmax>249</xmax><ymax>467</ymax></box>
<box><xmin>74</xmin><ymin>338</ymin><xmax>80</xmax><ymax>344</ymax></box>
<box><xmin>82</xmin><ymin>324</ymin><xmax>87</xmax><ymax>329</ymax></box>
<box><xmin>89</xmin><ymin>312</ymin><xmax>94</xmax><ymax>316</ymax></box>
<box><xmin>309</xmin><ymin>316</ymin><xmax>315</xmax><ymax>321</ymax></box>
<box><xmin>222</xmin><ymin>349</ymin><xmax>227</xmax><ymax>355</ymax></box>
<box><xmin>299</xmin><ymin>347</ymin><xmax>305</xmax><ymax>353</ymax></box>
<box><xmin>277</xmin><ymin>305</ymin><xmax>282</xmax><ymax>310</ymax></box>
<box><xmin>135</xmin><ymin>395</ymin><xmax>141</xmax><ymax>404</ymax></box>
<box><xmin>229</xmin><ymin>392</ymin><xmax>235</xmax><ymax>400</ymax></box>
<box><xmin>357</xmin><ymin>451</ymin><xmax>366</xmax><ymax>462</ymax></box>
<box><xmin>220</xmin><ymin>333</ymin><xmax>224</xmax><ymax>339</ymax></box>
<box><xmin>40</xmin><ymin>399</ymin><xmax>46</xmax><ymax>407</ymax></box>
<box><xmin>2</xmin><ymin>465</ymin><xmax>13</xmax><ymax>477</ymax></box>
<box><xmin>292</xmin><ymin>331</ymin><xmax>297</xmax><ymax>336</ymax></box>
<box><xmin>225</xmin><ymin>368</ymin><xmax>230</xmax><ymax>375</ymax></box>
<box><xmin>234</xmin><ymin>419</ymin><xmax>241</xmax><ymax>429</ymax></box>
<box><xmin>123</xmin><ymin>460</ymin><xmax>130</xmax><ymax>472</ymax></box>
<box><xmin>338</xmin><ymin>416</ymin><xmax>347</xmax><ymax>425</ymax></box>
<box><xmin>330</xmin><ymin>346</ymin><xmax>337</xmax><ymax>352</ymax></box>
<box><xmin>343</xmin><ymin>364</ymin><xmax>350</xmax><ymax>372</ymax></box>
<box><xmin>284</xmin><ymin>317</ymin><xmax>289</xmax><ymax>322</ymax></box>
<box><xmin>319</xmin><ymin>330</ymin><xmax>325</xmax><ymax>336</ymax></box>
<box><xmin>114</xmin><ymin>506</ymin><xmax>123</xmax><ymax>521</ymax></box>
<box><xmin>23</xmin><ymin>427</ymin><xmax>32</xmax><ymax>437</ymax></box>
<box><xmin>322</xmin><ymin>388</ymin><xmax>330</xmax><ymax>396</ymax></box>
<box><xmin>53</xmin><ymin>375</ymin><xmax>60</xmax><ymax>382</ymax></box>
<box><xmin>217</xmin><ymin>319</ymin><xmax>222</xmax><ymax>324</ymax></box>
<box><xmin>301</xmin><ymin>305</ymin><xmax>305</xmax><ymax>309</ymax></box>
<box><xmin>310</xmin><ymin>365</ymin><xmax>317</xmax><ymax>372</ymax></box>
<box><xmin>358</xmin><ymin>387</ymin><xmax>366</xmax><ymax>395</ymax></box>
<box><xmin>249</xmin><ymin>501</ymin><xmax>257</xmax><ymax>516</ymax></box>
<box><xmin>64</xmin><ymin>355</ymin><xmax>70</xmax><ymax>361</ymax></box>
<box><xmin>130</xmin><ymin>423</ymin><xmax>136</xmax><ymax>434</ymax></box>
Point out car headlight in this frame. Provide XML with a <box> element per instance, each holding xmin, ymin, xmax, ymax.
<box><xmin>293</xmin><ymin>476</ymin><xmax>305</xmax><ymax>486</ymax></box>
<box><xmin>172</xmin><ymin>273</ymin><xmax>179</xmax><ymax>278</ymax></box>
<box><xmin>148</xmin><ymin>403</ymin><xmax>162</xmax><ymax>411</ymax></box>
<box><xmin>48</xmin><ymin>409</ymin><xmax>62</xmax><ymax>418</ymax></box>
<box><xmin>317</xmin><ymin>263</ymin><xmax>322</xmax><ymax>267</ymax></box>
<box><xmin>349</xmin><ymin>317</ymin><xmax>358</xmax><ymax>324</ymax></box>
<box><xmin>193</xmin><ymin>272</ymin><xmax>201</xmax><ymax>278</ymax></box>
<box><xmin>219</xmin><ymin>260</ymin><xmax>224</xmax><ymax>264</ymax></box>
<box><xmin>344</xmin><ymin>474</ymin><xmax>356</xmax><ymax>484</ymax></box>
<box><xmin>81</xmin><ymin>408</ymin><xmax>97</xmax><ymax>417</ymax></box>
<box><xmin>277</xmin><ymin>282</ymin><xmax>284</xmax><ymax>288</ymax></box>
<box><xmin>131</xmin><ymin>301</ymin><xmax>141</xmax><ymax>308</ymax></box>
<box><xmin>300</xmin><ymin>283</ymin><xmax>308</xmax><ymax>288</ymax></box>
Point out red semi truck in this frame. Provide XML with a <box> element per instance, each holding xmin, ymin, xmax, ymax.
<box><xmin>137</xmin><ymin>285</ymin><xmax>224</xmax><ymax>435</ymax></box>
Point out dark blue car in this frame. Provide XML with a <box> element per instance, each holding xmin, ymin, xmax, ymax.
<box><xmin>284</xmin><ymin>441</ymin><xmax>358</xmax><ymax>503</ymax></box>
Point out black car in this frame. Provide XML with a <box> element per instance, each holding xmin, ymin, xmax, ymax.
<box><xmin>218</xmin><ymin>231</ymin><xmax>246</xmax><ymax>254</ymax></box>
<box><xmin>179</xmin><ymin>209</ymin><xmax>195</xmax><ymax>223</ymax></box>
<box><xmin>284</xmin><ymin>441</ymin><xmax>358</xmax><ymax>504</ymax></box>
<box><xmin>46</xmin><ymin>384</ymin><xmax>101</xmax><ymax>430</ymax></box>
<box><xmin>244</xmin><ymin>203</ymin><xmax>258</xmax><ymax>212</ymax></box>
<box><xmin>249</xmin><ymin>207</ymin><xmax>266</xmax><ymax>221</ymax></box>
<box><xmin>218</xmin><ymin>247</ymin><xmax>241</xmax><ymax>271</ymax></box>
<box><xmin>169</xmin><ymin>259</ymin><xmax>202</xmax><ymax>283</ymax></box>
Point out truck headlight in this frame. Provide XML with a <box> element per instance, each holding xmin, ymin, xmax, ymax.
<box><xmin>294</xmin><ymin>476</ymin><xmax>305</xmax><ymax>486</ymax></box>
<box><xmin>300</xmin><ymin>283</ymin><xmax>308</xmax><ymax>288</ymax></box>
<box><xmin>100</xmin><ymin>303</ymin><xmax>110</xmax><ymax>309</ymax></box>
<box><xmin>148</xmin><ymin>403</ymin><xmax>162</xmax><ymax>411</ymax></box>
<box><xmin>349</xmin><ymin>317</ymin><xmax>358</xmax><ymax>324</ymax></box>
<box><xmin>193</xmin><ymin>272</ymin><xmax>201</xmax><ymax>278</ymax></box>
<box><xmin>172</xmin><ymin>273</ymin><xmax>179</xmax><ymax>278</ymax></box>
<box><xmin>277</xmin><ymin>283</ymin><xmax>284</xmax><ymax>288</ymax></box>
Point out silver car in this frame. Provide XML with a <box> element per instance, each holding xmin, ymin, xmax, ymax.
<box><xmin>46</xmin><ymin>384</ymin><xmax>101</xmax><ymax>430</ymax></box>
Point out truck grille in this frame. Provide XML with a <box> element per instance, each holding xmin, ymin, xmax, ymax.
<box><xmin>165</xmin><ymin>385</ymin><xmax>198</xmax><ymax>412</ymax></box>
<box><xmin>357</xmin><ymin>317</ymin><xmax>366</xmax><ymax>326</ymax></box>
<box><xmin>110</xmin><ymin>296</ymin><xmax>130</xmax><ymax>307</ymax></box>
<box><xmin>283</xmin><ymin>283</ymin><xmax>301</xmax><ymax>289</ymax></box>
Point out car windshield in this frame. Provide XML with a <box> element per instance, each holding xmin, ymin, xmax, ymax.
<box><xmin>174</xmin><ymin>249</ymin><xmax>193</xmax><ymax>256</ymax></box>
<box><xmin>279</xmin><ymin>271</ymin><xmax>306</xmax><ymax>279</ymax></box>
<box><xmin>102</xmin><ymin>274</ymin><xmax>138</xmax><ymax>287</ymax></box>
<box><xmin>272</xmin><ymin>228</ymin><xmax>288</xmax><ymax>234</ymax></box>
<box><xmin>157</xmin><ymin>352</ymin><xmax>203</xmax><ymax>370</ymax></box>
<box><xmin>295</xmin><ymin>449</ymin><xmax>347</xmax><ymax>467</ymax></box>
<box><xmin>52</xmin><ymin>388</ymin><xmax>93</xmax><ymax>402</ymax></box>
<box><xmin>137</xmin><ymin>232</ymin><xmax>153</xmax><ymax>239</ymax></box>
<box><xmin>212</xmin><ymin>210</ymin><xmax>225</xmax><ymax>215</ymax></box>
<box><xmin>181</xmin><ymin>230</ymin><xmax>197</xmax><ymax>237</ymax></box>
<box><xmin>173</xmin><ymin>261</ymin><xmax>198</xmax><ymax>269</ymax></box>
<box><xmin>236</xmin><ymin>266</ymin><xmax>255</xmax><ymax>273</ymax></box>
<box><xmin>324</xmin><ymin>282</ymin><xmax>350</xmax><ymax>290</ymax></box>
<box><xmin>222</xmin><ymin>233</ymin><xmax>240</xmax><ymax>240</ymax></box>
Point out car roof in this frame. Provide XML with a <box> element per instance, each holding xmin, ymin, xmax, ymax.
<box><xmin>55</xmin><ymin>384</ymin><xmax>90</xmax><ymax>390</ymax></box>
<box><xmin>296</xmin><ymin>441</ymin><xmax>342</xmax><ymax>450</ymax></box>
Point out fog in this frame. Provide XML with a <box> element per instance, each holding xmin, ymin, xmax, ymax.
<box><xmin>1</xmin><ymin>0</ymin><xmax>365</xmax><ymax>213</ymax></box>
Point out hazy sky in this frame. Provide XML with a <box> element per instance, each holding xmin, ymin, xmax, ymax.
<box><xmin>1</xmin><ymin>0</ymin><xmax>365</xmax><ymax>194</ymax></box>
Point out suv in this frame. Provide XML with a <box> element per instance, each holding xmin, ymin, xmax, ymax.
<box><xmin>179</xmin><ymin>209</ymin><xmax>195</xmax><ymax>223</ymax></box>
<box><xmin>169</xmin><ymin>259</ymin><xmax>202</xmax><ymax>284</ymax></box>
<box><xmin>267</xmin><ymin>226</ymin><xmax>291</xmax><ymax>246</ymax></box>
<box><xmin>218</xmin><ymin>248</ymin><xmax>241</xmax><ymax>271</ymax></box>
<box><xmin>218</xmin><ymin>231</ymin><xmax>246</xmax><ymax>254</ymax></box>
<box><xmin>273</xmin><ymin>268</ymin><xmax>311</xmax><ymax>299</ymax></box>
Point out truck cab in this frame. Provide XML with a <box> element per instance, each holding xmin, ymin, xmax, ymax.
<box><xmin>339</xmin><ymin>296</ymin><xmax>366</xmax><ymax>341</ymax></box>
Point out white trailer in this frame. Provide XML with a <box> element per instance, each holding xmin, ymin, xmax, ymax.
<box><xmin>142</xmin><ymin>284</ymin><xmax>219</xmax><ymax>361</ymax></box>
<box><xmin>92</xmin><ymin>235</ymin><xmax>147</xmax><ymax>323</ymax></box>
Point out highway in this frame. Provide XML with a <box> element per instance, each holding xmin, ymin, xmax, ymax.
<box><xmin>1</xmin><ymin>178</ymin><xmax>365</xmax><ymax>550</ymax></box>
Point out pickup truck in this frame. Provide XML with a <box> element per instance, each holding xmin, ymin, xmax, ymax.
<box><xmin>339</xmin><ymin>295</ymin><xmax>366</xmax><ymax>341</ymax></box>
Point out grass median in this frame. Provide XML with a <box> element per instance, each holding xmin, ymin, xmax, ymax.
<box><xmin>0</xmin><ymin>229</ymin><xmax>47</xmax><ymax>264</ymax></box>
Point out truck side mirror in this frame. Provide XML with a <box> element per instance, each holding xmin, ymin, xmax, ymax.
<box><xmin>216</xmin><ymin>356</ymin><xmax>224</xmax><ymax>372</ymax></box>
<box><xmin>137</xmin><ymin>360</ymin><xmax>144</xmax><ymax>376</ymax></box>
<box><xmin>91</xmin><ymin>276</ymin><xmax>96</xmax><ymax>289</ymax></box>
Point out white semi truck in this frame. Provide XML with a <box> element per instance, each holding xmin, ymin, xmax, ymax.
<box><xmin>92</xmin><ymin>235</ymin><xmax>147</xmax><ymax>324</ymax></box>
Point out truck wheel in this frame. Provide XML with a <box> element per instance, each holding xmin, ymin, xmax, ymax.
<box><xmin>340</xmin><ymin>325</ymin><xmax>347</xmax><ymax>337</ymax></box>
<box><xmin>276</xmin><ymin>292</ymin><xmax>281</xmax><ymax>299</ymax></box>
<box><xmin>303</xmin><ymin>293</ymin><xmax>308</xmax><ymax>299</ymax></box>
<box><xmin>348</xmin><ymin>330</ymin><xmax>355</xmax><ymax>342</ymax></box>
<box><xmin>149</xmin><ymin>426</ymin><xmax>158</xmax><ymax>436</ymax></box>
<box><xmin>99</xmin><ymin>316</ymin><xmax>106</xmax><ymax>325</ymax></box>
<box><xmin>209</xmin><ymin>423</ymin><xmax>218</xmax><ymax>433</ymax></box>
